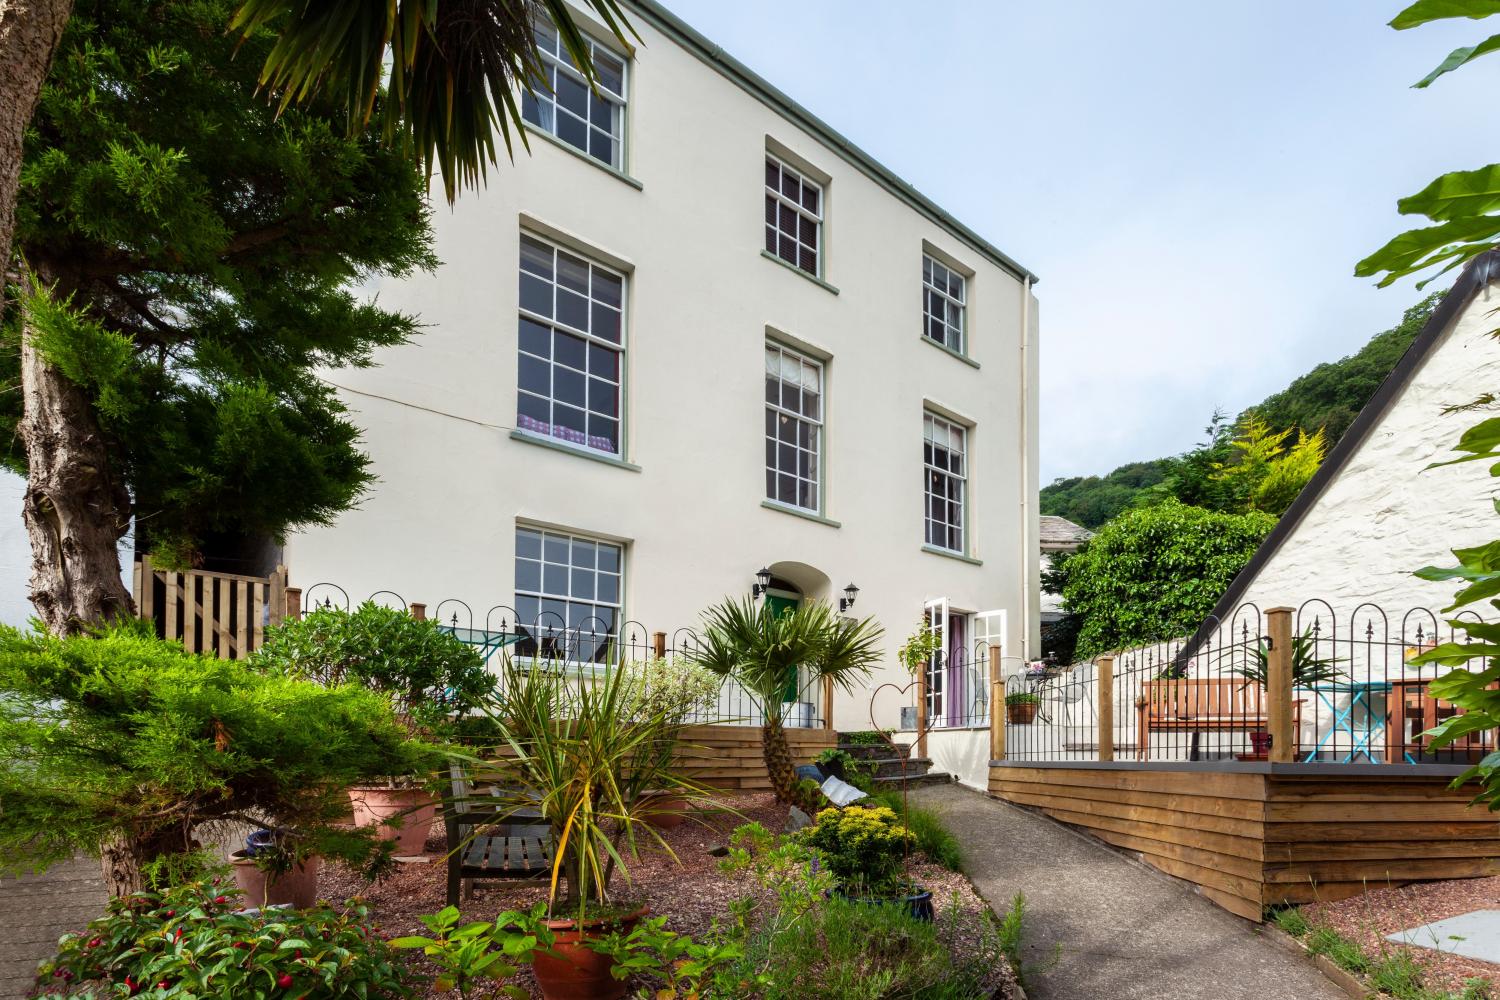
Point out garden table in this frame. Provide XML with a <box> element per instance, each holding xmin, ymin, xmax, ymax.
<box><xmin>1299</xmin><ymin>680</ymin><xmax>1390</xmax><ymax>763</ymax></box>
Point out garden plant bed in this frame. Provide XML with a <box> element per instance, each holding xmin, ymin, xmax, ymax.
<box><xmin>321</xmin><ymin>792</ymin><xmax>1017</xmax><ymax>999</ymax></box>
<box><xmin>1299</xmin><ymin>876</ymin><xmax>1500</xmax><ymax>996</ymax></box>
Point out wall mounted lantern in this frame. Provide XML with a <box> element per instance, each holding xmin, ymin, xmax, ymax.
<box><xmin>752</xmin><ymin>567</ymin><xmax>772</xmax><ymax>598</ymax></box>
<box><xmin>840</xmin><ymin>582</ymin><xmax>860</xmax><ymax>613</ymax></box>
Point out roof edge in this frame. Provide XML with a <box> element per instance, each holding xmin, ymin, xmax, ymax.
<box><xmin>621</xmin><ymin>0</ymin><xmax>1039</xmax><ymax>285</ymax></box>
<box><xmin>1185</xmin><ymin>249</ymin><xmax>1500</xmax><ymax>651</ymax></box>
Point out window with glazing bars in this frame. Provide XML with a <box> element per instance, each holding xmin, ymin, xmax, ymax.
<box><xmin>514</xmin><ymin>526</ymin><xmax>622</xmax><ymax>665</ymax></box>
<box><xmin>924</xmin><ymin>413</ymin><xmax>967</xmax><ymax>553</ymax></box>
<box><xmin>923</xmin><ymin>255</ymin><xmax>966</xmax><ymax>353</ymax></box>
<box><xmin>765</xmin><ymin>343</ymin><xmax>823</xmax><ymax>511</ymax></box>
<box><xmin>522</xmin><ymin>21</ymin><xmax>627</xmax><ymax>169</ymax></box>
<box><xmin>765</xmin><ymin>156</ymin><xmax>822</xmax><ymax>275</ymax></box>
<box><xmin>517</xmin><ymin>234</ymin><xmax>624</xmax><ymax>456</ymax></box>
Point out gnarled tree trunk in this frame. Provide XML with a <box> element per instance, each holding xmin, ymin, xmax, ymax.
<box><xmin>100</xmin><ymin>826</ymin><xmax>195</xmax><ymax>898</ymax></box>
<box><xmin>761</xmin><ymin>720</ymin><xmax>796</xmax><ymax>803</ymax></box>
<box><xmin>19</xmin><ymin>267</ymin><xmax>134</xmax><ymax>635</ymax></box>
<box><xmin>0</xmin><ymin>0</ymin><xmax>74</xmax><ymax>314</ymax></box>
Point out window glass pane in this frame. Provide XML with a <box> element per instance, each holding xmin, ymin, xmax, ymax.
<box><xmin>556</xmin><ymin>288</ymin><xmax>589</xmax><ymax>331</ymax></box>
<box><xmin>589</xmin><ymin>344</ymin><xmax>618</xmax><ymax>380</ymax></box>
<box><xmin>594</xmin><ymin>50</ymin><xmax>624</xmax><ymax>95</ymax></box>
<box><xmin>596</xmin><ymin>573</ymin><xmax>619</xmax><ymax>603</ymax></box>
<box><xmin>555</xmin><ymin>73</ymin><xmax>588</xmax><ymax>117</ymax></box>
<box><xmin>556</xmin><ymin>252</ymin><xmax>589</xmax><ymax>293</ymax></box>
<box><xmin>533</xmin><ymin>20</ymin><xmax>558</xmax><ymax>54</ymax></box>
<box><xmin>554</xmin><ymin>368</ymin><xmax>586</xmax><ymax>406</ymax></box>
<box><xmin>592</xmin><ymin>270</ymin><xmax>622</xmax><ymax>308</ymax></box>
<box><xmin>518</xmin><ymin>355</ymin><xmax>550</xmax><ymax>395</ymax></box>
<box><xmin>557</xmin><ymin>113</ymin><xmax>587</xmax><ymax>150</ymax></box>
<box><xmin>517</xmin><ymin>528</ymin><xmax>543</xmax><ymax>559</ymax></box>
<box><xmin>555</xmin><ymin>330</ymin><xmax>587</xmax><ymax>371</ymax></box>
<box><xmin>519</xmin><ymin>317</ymin><xmax>551</xmax><ymax>357</ymax></box>
<box><xmin>520</xmin><ymin>274</ymin><xmax>553</xmax><ymax>317</ymax></box>
<box><xmin>589</xmin><ymin>129</ymin><xmax>615</xmax><ymax>165</ymax></box>
<box><xmin>571</xmin><ymin>568</ymin><xmax>595</xmax><ymax>599</ymax></box>
<box><xmin>589</xmin><ymin>97</ymin><xmax>613</xmax><ymax>131</ymax></box>
<box><xmin>765</xmin><ymin>158</ymin><xmax>779</xmax><ymax>189</ymax></box>
<box><xmin>588</xmin><ymin>415</ymin><xmax>618</xmax><ymax>452</ymax></box>
<box><xmin>589</xmin><ymin>377</ymin><xmax>618</xmax><ymax>416</ymax></box>
<box><xmin>517</xmin><ymin>391</ymin><xmax>549</xmax><ymax>427</ymax></box>
<box><xmin>591</xmin><ymin>303</ymin><xmax>620</xmax><ymax>343</ymax></box>
<box><xmin>543</xmin><ymin>562</ymin><xmax>568</xmax><ymax>594</ymax></box>
<box><xmin>515</xmin><ymin>558</ymin><xmax>541</xmax><ymax>592</ymax></box>
<box><xmin>521</xmin><ymin>236</ymin><xmax>553</xmax><ymax>277</ymax></box>
<box><xmin>597</xmin><ymin>544</ymin><xmax>620</xmax><ymax>573</ymax></box>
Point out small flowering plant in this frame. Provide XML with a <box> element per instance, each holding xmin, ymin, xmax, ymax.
<box><xmin>34</xmin><ymin>880</ymin><xmax>410</xmax><ymax>998</ymax></box>
<box><xmin>798</xmin><ymin>805</ymin><xmax>915</xmax><ymax>898</ymax></box>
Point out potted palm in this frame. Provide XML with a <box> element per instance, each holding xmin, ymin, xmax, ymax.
<box><xmin>253</xmin><ymin>602</ymin><xmax>495</xmax><ymax>854</ymax></box>
<box><xmin>692</xmin><ymin>597</ymin><xmax>884</xmax><ymax>804</ymax></box>
<box><xmin>1006</xmin><ymin>691</ymin><xmax>1041</xmax><ymax>724</ymax></box>
<box><xmin>1231</xmin><ymin>629</ymin><xmax>1342</xmax><ymax>756</ymax></box>
<box><xmin>478</xmin><ymin>655</ymin><xmax>712</xmax><ymax>1000</ymax></box>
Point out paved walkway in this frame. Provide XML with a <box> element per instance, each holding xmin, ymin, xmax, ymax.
<box><xmin>0</xmin><ymin>856</ymin><xmax>107</xmax><ymax>999</ymax></box>
<box><xmin>911</xmin><ymin>784</ymin><xmax>1346</xmax><ymax>1000</ymax></box>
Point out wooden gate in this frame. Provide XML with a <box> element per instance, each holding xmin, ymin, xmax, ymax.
<box><xmin>132</xmin><ymin>557</ymin><xmax>288</xmax><ymax>659</ymax></box>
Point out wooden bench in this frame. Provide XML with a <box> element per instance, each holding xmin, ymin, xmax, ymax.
<box><xmin>444</xmin><ymin>762</ymin><xmax>554</xmax><ymax>906</ymax></box>
<box><xmin>1136</xmin><ymin>679</ymin><xmax>1301</xmax><ymax>760</ymax></box>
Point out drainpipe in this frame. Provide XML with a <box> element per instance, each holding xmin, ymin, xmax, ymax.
<box><xmin>1017</xmin><ymin>277</ymin><xmax>1033</xmax><ymax>662</ymax></box>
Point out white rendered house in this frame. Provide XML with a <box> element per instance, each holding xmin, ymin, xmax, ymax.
<box><xmin>283</xmin><ymin>0</ymin><xmax>1041</xmax><ymax>741</ymax></box>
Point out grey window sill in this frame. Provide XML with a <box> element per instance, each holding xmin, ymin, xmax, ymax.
<box><xmin>921</xmin><ymin>335</ymin><xmax>980</xmax><ymax>369</ymax></box>
<box><xmin>760</xmin><ymin>250</ymin><xmax>840</xmax><ymax>295</ymax></box>
<box><xmin>761</xmin><ymin>499</ymin><xmax>841</xmax><ymax>528</ymax></box>
<box><xmin>921</xmin><ymin>543</ymin><xmax>982</xmax><ymax>566</ymax></box>
<box><xmin>523</xmin><ymin>124</ymin><xmax>644</xmax><ymax>190</ymax></box>
<box><xmin>509</xmin><ymin>429</ymin><xmax>641</xmax><ymax>471</ymax></box>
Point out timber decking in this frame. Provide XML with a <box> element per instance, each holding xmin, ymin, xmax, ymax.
<box><xmin>677</xmin><ymin>725</ymin><xmax>837</xmax><ymax>790</ymax></box>
<box><xmin>990</xmin><ymin>764</ymin><xmax>1500</xmax><ymax>922</ymax></box>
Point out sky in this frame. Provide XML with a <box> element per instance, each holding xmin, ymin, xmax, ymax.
<box><xmin>665</xmin><ymin>0</ymin><xmax>1500</xmax><ymax>484</ymax></box>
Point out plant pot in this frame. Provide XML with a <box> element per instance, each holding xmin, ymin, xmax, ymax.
<box><xmin>348</xmin><ymin>786</ymin><xmax>437</xmax><ymax>855</ymax></box>
<box><xmin>831</xmin><ymin>887</ymin><xmax>935</xmax><ymax>922</ymax></box>
<box><xmin>230</xmin><ymin>851</ymin><xmax>320</xmax><ymax>909</ymax></box>
<box><xmin>639</xmin><ymin>792</ymin><xmax>688</xmax><ymax>830</ymax></box>
<box><xmin>532</xmin><ymin>907</ymin><xmax>649</xmax><ymax>1000</ymax></box>
<box><xmin>1249</xmin><ymin>731</ymin><xmax>1273</xmax><ymax>756</ymax></box>
<box><xmin>1007</xmin><ymin>702</ymin><xmax>1038</xmax><ymax>725</ymax></box>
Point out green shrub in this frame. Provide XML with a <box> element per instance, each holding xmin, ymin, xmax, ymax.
<box><xmin>253</xmin><ymin>601</ymin><xmax>493</xmax><ymax>733</ymax></box>
<box><xmin>1271</xmin><ymin>906</ymin><xmax>1309</xmax><ymax>937</ymax></box>
<box><xmin>867</xmin><ymin>791</ymin><xmax>963</xmax><ymax>871</ymax></box>
<box><xmin>1004</xmin><ymin>692</ymin><xmax>1040</xmax><ymax>706</ymax></box>
<box><xmin>34</xmin><ymin>881</ymin><xmax>410</xmax><ymax>998</ymax></box>
<box><xmin>800</xmin><ymin>806</ymin><xmax>913</xmax><ymax>896</ymax></box>
<box><xmin>840</xmin><ymin>731</ymin><xmax>892</xmax><ymax>746</ymax></box>
<box><xmin>0</xmin><ymin>623</ymin><xmax>442</xmax><ymax>890</ymax></box>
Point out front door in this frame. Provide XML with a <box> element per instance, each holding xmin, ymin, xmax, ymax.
<box><xmin>765</xmin><ymin>592</ymin><xmax>801</xmax><ymax>705</ymax></box>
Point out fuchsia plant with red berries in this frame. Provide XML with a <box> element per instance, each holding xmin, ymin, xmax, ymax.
<box><xmin>34</xmin><ymin>879</ymin><xmax>411</xmax><ymax>998</ymax></box>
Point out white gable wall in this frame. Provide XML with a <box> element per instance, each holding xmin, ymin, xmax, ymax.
<box><xmin>1237</xmin><ymin>281</ymin><xmax>1500</xmax><ymax>617</ymax></box>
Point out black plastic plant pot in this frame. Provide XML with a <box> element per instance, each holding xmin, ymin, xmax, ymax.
<box><xmin>830</xmin><ymin>887</ymin><xmax>935</xmax><ymax>922</ymax></box>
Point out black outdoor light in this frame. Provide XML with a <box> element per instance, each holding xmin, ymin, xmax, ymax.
<box><xmin>840</xmin><ymin>582</ymin><xmax>860</xmax><ymax>613</ymax></box>
<box><xmin>752</xmin><ymin>566</ymin><xmax>772</xmax><ymax>598</ymax></box>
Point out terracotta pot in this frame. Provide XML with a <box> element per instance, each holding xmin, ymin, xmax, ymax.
<box><xmin>1007</xmin><ymin>701</ymin><xmax>1039</xmax><ymax>725</ymax></box>
<box><xmin>640</xmin><ymin>792</ymin><xmax>688</xmax><ymax>829</ymax></box>
<box><xmin>348</xmin><ymin>786</ymin><xmax>437</xmax><ymax>855</ymax></box>
<box><xmin>230</xmin><ymin>851</ymin><xmax>320</xmax><ymax>909</ymax></box>
<box><xmin>1249</xmin><ymin>731</ymin><xmax>1273</xmax><ymax>755</ymax></box>
<box><xmin>532</xmin><ymin>907</ymin><xmax>648</xmax><ymax>1000</ymax></box>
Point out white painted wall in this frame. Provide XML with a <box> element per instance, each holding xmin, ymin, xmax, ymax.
<box><xmin>283</xmin><ymin>3</ymin><xmax>1040</xmax><ymax>731</ymax></box>
<box><xmin>0</xmin><ymin>472</ymin><xmax>32</xmax><ymax>628</ymax></box>
<box><xmin>1237</xmin><ymin>280</ymin><xmax>1500</xmax><ymax>618</ymax></box>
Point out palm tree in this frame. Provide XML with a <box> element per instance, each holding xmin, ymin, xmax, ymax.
<box><xmin>231</xmin><ymin>0</ymin><xmax>635</xmax><ymax>203</ymax></box>
<box><xmin>692</xmin><ymin>597</ymin><xmax>884</xmax><ymax>803</ymax></box>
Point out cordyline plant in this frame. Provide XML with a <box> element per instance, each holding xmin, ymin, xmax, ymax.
<box><xmin>691</xmin><ymin>598</ymin><xmax>884</xmax><ymax>803</ymax></box>
<box><xmin>479</xmin><ymin>656</ymin><xmax>715</xmax><ymax>922</ymax></box>
<box><xmin>0</xmin><ymin>621</ymin><xmax>445</xmax><ymax>896</ymax></box>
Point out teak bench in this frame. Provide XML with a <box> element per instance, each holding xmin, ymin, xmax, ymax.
<box><xmin>444</xmin><ymin>762</ymin><xmax>554</xmax><ymax>906</ymax></box>
<box><xmin>1137</xmin><ymin>678</ymin><xmax>1302</xmax><ymax>760</ymax></box>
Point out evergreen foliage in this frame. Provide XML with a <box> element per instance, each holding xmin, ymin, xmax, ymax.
<box><xmin>0</xmin><ymin>0</ymin><xmax>435</xmax><ymax>566</ymax></box>
<box><xmin>1056</xmin><ymin>501</ymin><xmax>1275</xmax><ymax>659</ymax></box>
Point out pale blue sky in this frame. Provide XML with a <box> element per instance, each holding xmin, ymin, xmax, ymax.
<box><xmin>665</xmin><ymin>0</ymin><xmax>1500</xmax><ymax>483</ymax></box>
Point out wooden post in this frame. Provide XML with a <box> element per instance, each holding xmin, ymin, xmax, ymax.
<box><xmin>410</xmin><ymin>602</ymin><xmax>427</xmax><ymax>621</ymax></box>
<box><xmin>651</xmin><ymin>631</ymin><xmax>667</xmax><ymax>659</ymax></box>
<box><xmin>1267</xmin><ymin>606</ymin><xmax>1295</xmax><ymax>763</ymax></box>
<box><xmin>989</xmin><ymin>643</ymin><xmax>1005</xmax><ymax>761</ymax></box>
<box><xmin>1097</xmin><ymin>655</ymin><xmax>1115</xmax><ymax>762</ymax></box>
<box><xmin>284</xmin><ymin>587</ymin><xmax>302</xmax><ymax>623</ymax></box>
<box><xmin>268</xmin><ymin>565</ymin><xmax>288</xmax><ymax>627</ymax></box>
<box><xmin>915</xmin><ymin>672</ymin><xmax>928</xmax><ymax>759</ymax></box>
<box><xmin>821</xmin><ymin>675</ymin><xmax>834</xmax><ymax>733</ymax></box>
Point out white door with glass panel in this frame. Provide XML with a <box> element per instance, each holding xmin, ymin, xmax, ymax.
<box><xmin>972</xmin><ymin>610</ymin><xmax>1007</xmax><ymax>724</ymax></box>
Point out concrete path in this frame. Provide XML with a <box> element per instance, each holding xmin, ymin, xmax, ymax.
<box><xmin>0</xmin><ymin>856</ymin><xmax>107</xmax><ymax>999</ymax></box>
<box><xmin>912</xmin><ymin>784</ymin><xmax>1346</xmax><ymax>1000</ymax></box>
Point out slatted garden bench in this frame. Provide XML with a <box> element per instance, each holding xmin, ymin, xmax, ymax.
<box><xmin>445</xmin><ymin>762</ymin><xmax>554</xmax><ymax>906</ymax></box>
<box><xmin>1136</xmin><ymin>678</ymin><xmax>1302</xmax><ymax>760</ymax></box>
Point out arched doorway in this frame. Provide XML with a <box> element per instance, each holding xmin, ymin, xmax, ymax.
<box><xmin>763</xmin><ymin>561</ymin><xmax>832</xmax><ymax>727</ymax></box>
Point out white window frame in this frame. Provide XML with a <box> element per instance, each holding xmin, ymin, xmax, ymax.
<box><xmin>522</xmin><ymin>20</ymin><xmax>628</xmax><ymax>170</ymax></box>
<box><xmin>924</xmin><ymin>412</ymin><xmax>968</xmax><ymax>554</ymax></box>
<box><xmin>764</xmin><ymin>342</ymin><xmax>824</xmax><ymax>513</ymax></box>
<box><xmin>922</xmin><ymin>254</ymin><xmax>967</xmax><ymax>353</ymax></box>
<box><xmin>764</xmin><ymin>155</ymin><xmax>823</xmax><ymax>276</ymax></box>
<box><xmin>516</xmin><ymin>233</ymin><xmax>626</xmax><ymax>458</ymax></box>
<box><xmin>513</xmin><ymin>525</ymin><xmax>623</xmax><ymax>667</ymax></box>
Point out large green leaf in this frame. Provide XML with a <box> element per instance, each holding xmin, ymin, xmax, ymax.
<box><xmin>1398</xmin><ymin>164</ymin><xmax>1500</xmax><ymax>220</ymax></box>
<box><xmin>1354</xmin><ymin>214</ymin><xmax>1500</xmax><ymax>286</ymax></box>
<box><xmin>1415</xmin><ymin>31</ymin><xmax>1500</xmax><ymax>86</ymax></box>
<box><xmin>1391</xmin><ymin>0</ymin><xmax>1500</xmax><ymax>30</ymax></box>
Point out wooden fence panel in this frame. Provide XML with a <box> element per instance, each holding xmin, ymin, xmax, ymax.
<box><xmin>133</xmin><ymin>558</ymin><xmax>288</xmax><ymax>659</ymax></box>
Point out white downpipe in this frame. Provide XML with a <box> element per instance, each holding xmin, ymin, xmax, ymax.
<box><xmin>1018</xmin><ymin>277</ymin><xmax>1033</xmax><ymax>661</ymax></box>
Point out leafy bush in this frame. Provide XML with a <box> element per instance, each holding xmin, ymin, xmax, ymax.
<box><xmin>253</xmin><ymin>602</ymin><xmax>493</xmax><ymax>733</ymax></box>
<box><xmin>621</xmin><ymin>656</ymin><xmax>721</xmax><ymax>724</ymax></box>
<box><xmin>800</xmin><ymin>806</ymin><xmax>913</xmax><ymax>896</ymax></box>
<box><xmin>1057</xmin><ymin>500</ymin><xmax>1275</xmax><ymax>658</ymax></box>
<box><xmin>33</xmin><ymin>881</ymin><xmax>410</xmax><ymax>999</ymax></box>
<box><xmin>588</xmin><ymin>914</ymin><xmax>743</xmax><ymax>997</ymax></box>
<box><xmin>840</xmin><ymin>731</ymin><xmax>892</xmax><ymax>746</ymax></box>
<box><xmin>0</xmin><ymin>623</ymin><xmax>441</xmax><ymax>891</ymax></box>
<box><xmin>389</xmin><ymin>903</ymin><xmax>550</xmax><ymax>998</ymax></box>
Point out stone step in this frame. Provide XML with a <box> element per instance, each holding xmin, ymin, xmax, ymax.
<box><xmin>861</xmin><ymin>756</ymin><xmax>933</xmax><ymax>779</ymax></box>
<box><xmin>871</xmin><ymin>771</ymin><xmax>953</xmax><ymax>789</ymax></box>
<box><xmin>833</xmin><ymin>741</ymin><xmax>911</xmax><ymax>762</ymax></box>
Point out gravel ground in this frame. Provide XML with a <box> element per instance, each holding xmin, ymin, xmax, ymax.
<box><xmin>1302</xmin><ymin>876</ymin><xmax>1500</xmax><ymax>994</ymax></box>
<box><xmin>321</xmin><ymin>793</ymin><xmax>1015</xmax><ymax>999</ymax></box>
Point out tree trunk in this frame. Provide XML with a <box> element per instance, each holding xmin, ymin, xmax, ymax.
<box><xmin>761</xmin><ymin>720</ymin><xmax>797</xmax><ymax>803</ymax></box>
<box><xmin>0</xmin><ymin>0</ymin><xmax>73</xmax><ymax>314</ymax></box>
<box><xmin>100</xmin><ymin>826</ymin><xmax>194</xmax><ymax>898</ymax></box>
<box><xmin>20</xmin><ymin>267</ymin><xmax>134</xmax><ymax>634</ymax></box>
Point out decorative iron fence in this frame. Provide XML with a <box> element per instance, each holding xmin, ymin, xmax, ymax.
<box><xmin>997</xmin><ymin>601</ymin><xmax>1496</xmax><ymax>768</ymax></box>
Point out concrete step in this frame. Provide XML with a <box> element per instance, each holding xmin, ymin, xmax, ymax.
<box><xmin>871</xmin><ymin>771</ymin><xmax>953</xmax><ymax>789</ymax></box>
<box><xmin>857</xmin><ymin>756</ymin><xmax>934</xmax><ymax>779</ymax></box>
<box><xmin>834</xmin><ymin>737</ymin><xmax>910</xmax><ymax>761</ymax></box>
